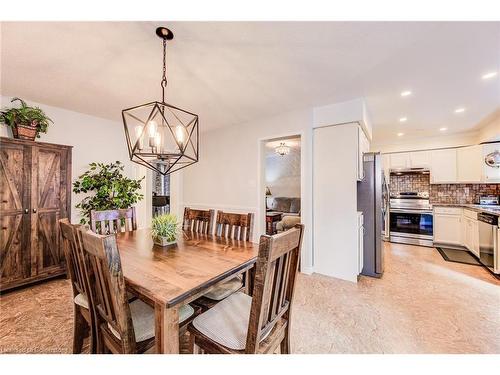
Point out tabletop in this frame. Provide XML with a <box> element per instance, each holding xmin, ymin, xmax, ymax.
<box><xmin>115</xmin><ymin>228</ymin><xmax>259</xmax><ymax>308</ymax></box>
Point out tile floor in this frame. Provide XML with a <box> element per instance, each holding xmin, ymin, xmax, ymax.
<box><xmin>1</xmin><ymin>242</ymin><xmax>499</xmax><ymax>354</ymax></box>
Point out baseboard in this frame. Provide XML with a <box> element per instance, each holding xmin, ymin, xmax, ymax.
<box><xmin>300</xmin><ymin>266</ymin><xmax>313</xmax><ymax>275</ymax></box>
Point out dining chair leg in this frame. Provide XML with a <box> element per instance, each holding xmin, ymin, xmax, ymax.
<box><xmin>73</xmin><ymin>307</ymin><xmax>87</xmax><ymax>354</ymax></box>
<box><xmin>280</xmin><ymin>327</ymin><xmax>291</xmax><ymax>354</ymax></box>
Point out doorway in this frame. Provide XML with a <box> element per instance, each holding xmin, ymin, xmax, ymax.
<box><xmin>261</xmin><ymin>135</ymin><xmax>302</xmax><ymax>237</ymax></box>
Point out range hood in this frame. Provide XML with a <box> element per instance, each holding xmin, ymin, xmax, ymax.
<box><xmin>390</xmin><ymin>168</ymin><xmax>430</xmax><ymax>175</ymax></box>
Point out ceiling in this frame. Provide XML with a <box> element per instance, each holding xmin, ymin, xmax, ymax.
<box><xmin>1</xmin><ymin>22</ymin><xmax>499</xmax><ymax>144</ymax></box>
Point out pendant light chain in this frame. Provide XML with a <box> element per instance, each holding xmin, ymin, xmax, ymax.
<box><xmin>161</xmin><ymin>38</ymin><xmax>168</xmax><ymax>103</ymax></box>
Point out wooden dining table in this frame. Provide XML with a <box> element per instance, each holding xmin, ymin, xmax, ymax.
<box><xmin>115</xmin><ymin>228</ymin><xmax>259</xmax><ymax>354</ymax></box>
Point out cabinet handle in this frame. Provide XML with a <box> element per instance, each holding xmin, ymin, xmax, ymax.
<box><xmin>24</xmin><ymin>208</ymin><xmax>29</xmax><ymax>214</ymax></box>
<box><xmin>33</xmin><ymin>208</ymin><xmax>37</xmax><ymax>213</ymax></box>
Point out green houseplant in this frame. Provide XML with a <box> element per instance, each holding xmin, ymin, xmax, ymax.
<box><xmin>0</xmin><ymin>97</ymin><xmax>53</xmax><ymax>140</ymax></box>
<box><xmin>73</xmin><ymin>161</ymin><xmax>144</xmax><ymax>224</ymax></box>
<box><xmin>151</xmin><ymin>214</ymin><xmax>179</xmax><ymax>246</ymax></box>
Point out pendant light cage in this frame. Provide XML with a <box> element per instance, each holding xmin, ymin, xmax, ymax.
<box><xmin>122</xmin><ymin>27</ymin><xmax>199</xmax><ymax>176</ymax></box>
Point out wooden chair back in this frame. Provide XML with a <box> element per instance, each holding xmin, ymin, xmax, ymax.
<box><xmin>183</xmin><ymin>207</ymin><xmax>215</xmax><ymax>235</ymax></box>
<box><xmin>59</xmin><ymin>219</ymin><xmax>88</xmax><ymax>300</ymax></box>
<box><xmin>215</xmin><ymin>211</ymin><xmax>254</xmax><ymax>241</ymax></box>
<box><xmin>90</xmin><ymin>207</ymin><xmax>137</xmax><ymax>235</ymax></box>
<box><xmin>245</xmin><ymin>224</ymin><xmax>304</xmax><ymax>353</ymax></box>
<box><xmin>79</xmin><ymin>228</ymin><xmax>136</xmax><ymax>353</ymax></box>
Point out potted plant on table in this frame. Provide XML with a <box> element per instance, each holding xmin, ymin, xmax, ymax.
<box><xmin>0</xmin><ymin>97</ymin><xmax>53</xmax><ymax>140</ymax></box>
<box><xmin>151</xmin><ymin>214</ymin><xmax>180</xmax><ymax>247</ymax></box>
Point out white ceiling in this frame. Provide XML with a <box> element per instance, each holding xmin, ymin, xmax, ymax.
<box><xmin>1</xmin><ymin>22</ymin><xmax>499</xmax><ymax>144</ymax></box>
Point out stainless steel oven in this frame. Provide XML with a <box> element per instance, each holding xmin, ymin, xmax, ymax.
<box><xmin>389</xmin><ymin>191</ymin><xmax>433</xmax><ymax>247</ymax></box>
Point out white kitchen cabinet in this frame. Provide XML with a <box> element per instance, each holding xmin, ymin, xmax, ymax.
<box><xmin>389</xmin><ymin>153</ymin><xmax>409</xmax><ymax>170</ymax></box>
<box><xmin>357</xmin><ymin>126</ymin><xmax>370</xmax><ymax>181</ymax></box>
<box><xmin>457</xmin><ymin>145</ymin><xmax>482</xmax><ymax>183</ymax></box>
<box><xmin>409</xmin><ymin>151</ymin><xmax>431</xmax><ymax>169</ymax></box>
<box><xmin>433</xmin><ymin>207</ymin><xmax>462</xmax><ymax>245</ymax></box>
<box><xmin>462</xmin><ymin>209</ymin><xmax>480</xmax><ymax>256</ymax></box>
<box><xmin>430</xmin><ymin>149</ymin><xmax>457</xmax><ymax>184</ymax></box>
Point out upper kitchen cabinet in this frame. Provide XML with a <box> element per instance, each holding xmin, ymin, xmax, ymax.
<box><xmin>388</xmin><ymin>151</ymin><xmax>430</xmax><ymax>170</ymax></box>
<box><xmin>482</xmin><ymin>142</ymin><xmax>500</xmax><ymax>183</ymax></box>
<box><xmin>409</xmin><ymin>151</ymin><xmax>431</xmax><ymax>169</ymax></box>
<box><xmin>456</xmin><ymin>145</ymin><xmax>482</xmax><ymax>183</ymax></box>
<box><xmin>389</xmin><ymin>153</ymin><xmax>409</xmax><ymax>169</ymax></box>
<box><xmin>430</xmin><ymin>148</ymin><xmax>457</xmax><ymax>183</ymax></box>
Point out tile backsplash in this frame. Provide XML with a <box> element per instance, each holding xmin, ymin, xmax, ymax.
<box><xmin>430</xmin><ymin>184</ymin><xmax>499</xmax><ymax>204</ymax></box>
<box><xmin>389</xmin><ymin>173</ymin><xmax>499</xmax><ymax>204</ymax></box>
<box><xmin>389</xmin><ymin>173</ymin><xmax>430</xmax><ymax>195</ymax></box>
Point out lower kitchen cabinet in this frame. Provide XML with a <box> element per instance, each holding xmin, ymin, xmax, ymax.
<box><xmin>433</xmin><ymin>207</ymin><xmax>462</xmax><ymax>246</ymax></box>
<box><xmin>462</xmin><ymin>210</ymin><xmax>480</xmax><ymax>257</ymax></box>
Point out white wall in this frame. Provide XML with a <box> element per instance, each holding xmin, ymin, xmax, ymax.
<box><xmin>0</xmin><ymin>96</ymin><xmax>150</xmax><ymax>225</ymax></box>
<box><xmin>182</xmin><ymin>108</ymin><xmax>314</xmax><ymax>273</ymax></box>
<box><xmin>265</xmin><ymin>145</ymin><xmax>301</xmax><ymax>198</ymax></box>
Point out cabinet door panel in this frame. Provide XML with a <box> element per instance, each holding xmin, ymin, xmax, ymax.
<box><xmin>431</xmin><ymin>149</ymin><xmax>457</xmax><ymax>183</ymax></box>
<box><xmin>389</xmin><ymin>153</ymin><xmax>409</xmax><ymax>169</ymax></box>
<box><xmin>434</xmin><ymin>214</ymin><xmax>461</xmax><ymax>245</ymax></box>
<box><xmin>457</xmin><ymin>146</ymin><xmax>482</xmax><ymax>183</ymax></box>
<box><xmin>0</xmin><ymin>143</ymin><xmax>30</xmax><ymax>285</ymax></box>
<box><xmin>32</xmin><ymin>147</ymin><xmax>66</xmax><ymax>275</ymax></box>
<box><xmin>409</xmin><ymin>151</ymin><xmax>430</xmax><ymax>168</ymax></box>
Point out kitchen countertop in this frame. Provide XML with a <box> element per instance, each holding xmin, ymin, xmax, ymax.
<box><xmin>432</xmin><ymin>203</ymin><xmax>500</xmax><ymax>216</ymax></box>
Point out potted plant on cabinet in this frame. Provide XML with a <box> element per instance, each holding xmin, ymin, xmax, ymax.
<box><xmin>73</xmin><ymin>161</ymin><xmax>144</xmax><ymax>224</ymax></box>
<box><xmin>0</xmin><ymin>97</ymin><xmax>53</xmax><ymax>140</ymax></box>
<box><xmin>151</xmin><ymin>213</ymin><xmax>179</xmax><ymax>247</ymax></box>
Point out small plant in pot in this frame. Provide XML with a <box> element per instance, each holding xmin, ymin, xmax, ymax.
<box><xmin>0</xmin><ymin>98</ymin><xmax>53</xmax><ymax>140</ymax></box>
<box><xmin>151</xmin><ymin>214</ymin><xmax>180</xmax><ymax>247</ymax></box>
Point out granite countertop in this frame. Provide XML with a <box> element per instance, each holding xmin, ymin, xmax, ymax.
<box><xmin>432</xmin><ymin>203</ymin><xmax>500</xmax><ymax>216</ymax></box>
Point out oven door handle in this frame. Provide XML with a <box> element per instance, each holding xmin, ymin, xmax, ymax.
<box><xmin>390</xmin><ymin>209</ymin><xmax>433</xmax><ymax>215</ymax></box>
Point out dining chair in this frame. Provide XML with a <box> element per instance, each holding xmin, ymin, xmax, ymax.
<box><xmin>90</xmin><ymin>207</ymin><xmax>137</xmax><ymax>235</ymax></box>
<box><xmin>183</xmin><ymin>207</ymin><xmax>215</xmax><ymax>234</ymax></box>
<box><xmin>195</xmin><ymin>211</ymin><xmax>255</xmax><ymax>308</ymax></box>
<box><xmin>188</xmin><ymin>224</ymin><xmax>304</xmax><ymax>354</ymax></box>
<box><xmin>79</xmin><ymin>228</ymin><xmax>197</xmax><ymax>354</ymax></box>
<box><xmin>59</xmin><ymin>219</ymin><xmax>96</xmax><ymax>354</ymax></box>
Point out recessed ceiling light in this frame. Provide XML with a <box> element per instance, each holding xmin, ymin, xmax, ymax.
<box><xmin>399</xmin><ymin>117</ymin><xmax>407</xmax><ymax>122</ymax></box>
<box><xmin>454</xmin><ymin>108</ymin><xmax>466</xmax><ymax>114</ymax></box>
<box><xmin>440</xmin><ymin>127</ymin><xmax>448</xmax><ymax>131</ymax></box>
<box><xmin>397</xmin><ymin>132</ymin><xmax>404</xmax><ymax>137</ymax></box>
<box><xmin>400</xmin><ymin>90</ymin><xmax>412</xmax><ymax>97</ymax></box>
<box><xmin>482</xmin><ymin>71</ymin><xmax>498</xmax><ymax>80</ymax></box>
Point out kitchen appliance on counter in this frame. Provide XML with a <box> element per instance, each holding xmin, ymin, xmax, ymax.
<box><xmin>357</xmin><ymin>153</ymin><xmax>384</xmax><ymax>278</ymax></box>
<box><xmin>479</xmin><ymin>195</ymin><xmax>499</xmax><ymax>206</ymax></box>
<box><xmin>389</xmin><ymin>191</ymin><xmax>433</xmax><ymax>247</ymax></box>
<box><xmin>477</xmin><ymin>212</ymin><xmax>499</xmax><ymax>274</ymax></box>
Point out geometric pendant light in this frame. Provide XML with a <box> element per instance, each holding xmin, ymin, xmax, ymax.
<box><xmin>122</xmin><ymin>27</ymin><xmax>199</xmax><ymax>175</ymax></box>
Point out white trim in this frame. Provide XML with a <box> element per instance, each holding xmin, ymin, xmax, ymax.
<box><xmin>181</xmin><ymin>202</ymin><xmax>258</xmax><ymax>214</ymax></box>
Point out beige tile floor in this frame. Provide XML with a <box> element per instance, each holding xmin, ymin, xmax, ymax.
<box><xmin>1</xmin><ymin>242</ymin><xmax>499</xmax><ymax>354</ymax></box>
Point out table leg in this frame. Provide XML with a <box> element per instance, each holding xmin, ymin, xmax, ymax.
<box><xmin>155</xmin><ymin>303</ymin><xmax>180</xmax><ymax>354</ymax></box>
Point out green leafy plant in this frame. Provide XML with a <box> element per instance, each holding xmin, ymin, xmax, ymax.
<box><xmin>0</xmin><ymin>97</ymin><xmax>53</xmax><ymax>138</ymax></box>
<box><xmin>73</xmin><ymin>161</ymin><xmax>144</xmax><ymax>224</ymax></box>
<box><xmin>151</xmin><ymin>214</ymin><xmax>179</xmax><ymax>242</ymax></box>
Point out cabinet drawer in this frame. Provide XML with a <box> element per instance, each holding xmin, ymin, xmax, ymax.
<box><xmin>463</xmin><ymin>209</ymin><xmax>478</xmax><ymax>220</ymax></box>
<box><xmin>434</xmin><ymin>206</ymin><xmax>462</xmax><ymax>215</ymax></box>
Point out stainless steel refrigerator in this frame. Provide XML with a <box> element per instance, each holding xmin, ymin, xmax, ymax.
<box><xmin>357</xmin><ymin>152</ymin><xmax>385</xmax><ymax>278</ymax></box>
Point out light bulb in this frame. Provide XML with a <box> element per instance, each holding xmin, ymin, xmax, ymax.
<box><xmin>154</xmin><ymin>132</ymin><xmax>161</xmax><ymax>148</ymax></box>
<box><xmin>134</xmin><ymin>126</ymin><xmax>143</xmax><ymax>150</ymax></box>
<box><xmin>148</xmin><ymin>121</ymin><xmax>157</xmax><ymax>137</ymax></box>
<box><xmin>175</xmin><ymin>125</ymin><xmax>186</xmax><ymax>145</ymax></box>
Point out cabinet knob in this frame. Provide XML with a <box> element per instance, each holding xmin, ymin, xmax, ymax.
<box><xmin>24</xmin><ymin>208</ymin><xmax>29</xmax><ymax>214</ymax></box>
<box><xmin>33</xmin><ymin>208</ymin><xmax>37</xmax><ymax>213</ymax></box>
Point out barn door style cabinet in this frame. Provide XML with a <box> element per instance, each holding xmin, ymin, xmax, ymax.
<box><xmin>0</xmin><ymin>137</ymin><xmax>72</xmax><ymax>292</ymax></box>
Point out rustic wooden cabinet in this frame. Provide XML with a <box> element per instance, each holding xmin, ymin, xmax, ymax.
<box><xmin>0</xmin><ymin>137</ymin><xmax>72</xmax><ymax>292</ymax></box>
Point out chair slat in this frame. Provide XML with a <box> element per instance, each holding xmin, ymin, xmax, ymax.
<box><xmin>215</xmin><ymin>211</ymin><xmax>254</xmax><ymax>241</ymax></box>
<box><xmin>90</xmin><ymin>208</ymin><xmax>137</xmax><ymax>235</ymax></box>
<box><xmin>183</xmin><ymin>207</ymin><xmax>215</xmax><ymax>235</ymax></box>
